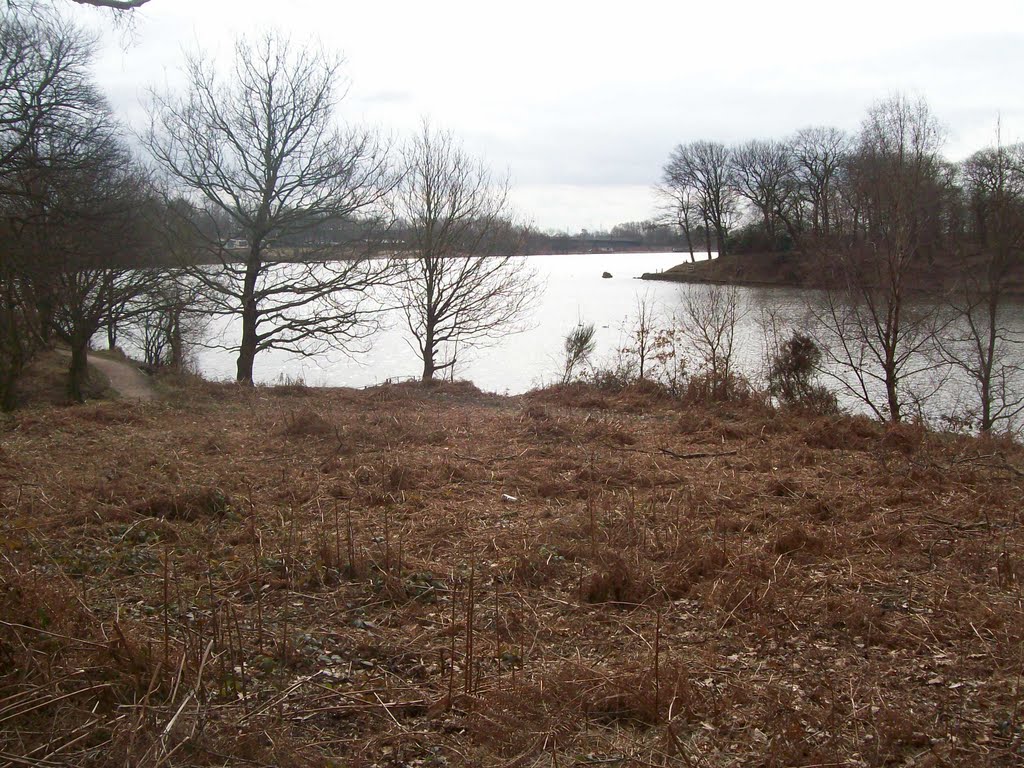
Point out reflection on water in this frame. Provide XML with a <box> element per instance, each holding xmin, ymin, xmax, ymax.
<box><xmin>194</xmin><ymin>252</ymin><xmax>1024</xmax><ymax>430</ymax></box>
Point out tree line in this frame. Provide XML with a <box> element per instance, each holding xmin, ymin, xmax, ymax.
<box><xmin>0</xmin><ymin>8</ymin><xmax>535</xmax><ymax>408</ymax></box>
<box><xmin>653</xmin><ymin>96</ymin><xmax>1024</xmax><ymax>433</ymax></box>
<box><xmin>658</xmin><ymin>100</ymin><xmax>1022</xmax><ymax>266</ymax></box>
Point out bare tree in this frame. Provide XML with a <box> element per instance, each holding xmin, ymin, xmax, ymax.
<box><xmin>54</xmin><ymin>269</ymin><xmax>158</xmax><ymax>401</ymax></box>
<box><xmin>124</xmin><ymin>272</ymin><xmax>209</xmax><ymax>371</ymax></box>
<box><xmin>143</xmin><ymin>33</ymin><xmax>397</xmax><ymax>384</ymax></box>
<box><xmin>676</xmin><ymin>283</ymin><xmax>745</xmax><ymax>399</ymax></box>
<box><xmin>655</xmin><ymin>169</ymin><xmax>700</xmax><ymax>262</ymax></box>
<box><xmin>395</xmin><ymin>124</ymin><xmax>538</xmax><ymax>382</ymax></box>
<box><xmin>662</xmin><ymin>141</ymin><xmax>738</xmax><ymax>258</ymax></box>
<box><xmin>0</xmin><ymin>15</ymin><xmax>100</xmax><ymax>175</ymax></box>
<box><xmin>813</xmin><ymin>284</ymin><xmax>946</xmax><ymax>423</ymax></box>
<box><xmin>940</xmin><ymin>141</ymin><xmax>1024</xmax><ymax>433</ymax></box>
<box><xmin>730</xmin><ymin>139</ymin><xmax>797</xmax><ymax>248</ymax></box>
<box><xmin>31</xmin><ymin>118</ymin><xmax>161</xmax><ymax>399</ymax></box>
<box><xmin>622</xmin><ymin>291</ymin><xmax>658</xmax><ymax>380</ymax></box>
<box><xmin>70</xmin><ymin>0</ymin><xmax>149</xmax><ymax>7</ymax></box>
<box><xmin>7</xmin><ymin>0</ymin><xmax>150</xmax><ymax>13</ymax></box>
<box><xmin>790</xmin><ymin>126</ymin><xmax>849</xmax><ymax>238</ymax></box>
<box><xmin>0</xmin><ymin>13</ymin><xmax>97</xmax><ymax>406</ymax></box>
<box><xmin>0</xmin><ymin>12</ymin><xmax>160</xmax><ymax>403</ymax></box>
<box><xmin>812</xmin><ymin>95</ymin><xmax>949</xmax><ymax>422</ymax></box>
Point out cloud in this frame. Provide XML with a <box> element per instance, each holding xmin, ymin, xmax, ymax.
<box><xmin>357</xmin><ymin>89</ymin><xmax>414</xmax><ymax>105</ymax></box>
<box><xmin>78</xmin><ymin>0</ymin><xmax>1024</xmax><ymax>230</ymax></box>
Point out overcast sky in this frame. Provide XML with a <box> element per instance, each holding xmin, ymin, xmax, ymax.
<box><xmin>71</xmin><ymin>0</ymin><xmax>1024</xmax><ymax>232</ymax></box>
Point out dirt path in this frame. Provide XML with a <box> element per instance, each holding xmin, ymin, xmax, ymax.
<box><xmin>88</xmin><ymin>354</ymin><xmax>156</xmax><ymax>401</ymax></box>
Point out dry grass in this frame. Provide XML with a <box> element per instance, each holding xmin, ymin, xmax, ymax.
<box><xmin>1</xmin><ymin>379</ymin><xmax>1023</xmax><ymax>766</ymax></box>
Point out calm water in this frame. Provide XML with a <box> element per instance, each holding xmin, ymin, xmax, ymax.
<box><xmin>193</xmin><ymin>252</ymin><xmax>1024</xmax><ymax>429</ymax></box>
<box><xmin>194</xmin><ymin>252</ymin><xmax>702</xmax><ymax>393</ymax></box>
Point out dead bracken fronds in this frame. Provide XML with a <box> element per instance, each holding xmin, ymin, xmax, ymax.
<box><xmin>1</xmin><ymin>380</ymin><xmax>1023</xmax><ymax>766</ymax></box>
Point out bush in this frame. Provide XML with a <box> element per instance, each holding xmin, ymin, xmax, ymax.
<box><xmin>727</xmin><ymin>221</ymin><xmax>795</xmax><ymax>254</ymax></box>
<box><xmin>680</xmin><ymin>370</ymin><xmax>760</xmax><ymax>404</ymax></box>
<box><xmin>561</xmin><ymin>322</ymin><xmax>597</xmax><ymax>384</ymax></box>
<box><xmin>768</xmin><ymin>332</ymin><xmax>837</xmax><ymax>413</ymax></box>
<box><xmin>587</xmin><ymin>359</ymin><xmax>636</xmax><ymax>393</ymax></box>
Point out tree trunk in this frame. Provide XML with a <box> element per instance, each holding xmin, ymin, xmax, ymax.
<box><xmin>980</xmin><ymin>288</ymin><xmax>999</xmax><ymax>433</ymax></box>
<box><xmin>421</xmin><ymin>325</ymin><xmax>436</xmax><ymax>382</ymax></box>
<box><xmin>0</xmin><ymin>366</ymin><xmax>17</xmax><ymax>412</ymax></box>
<box><xmin>0</xmin><ymin>331</ymin><xmax>22</xmax><ymax>411</ymax></box>
<box><xmin>236</xmin><ymin>254</ymin><xmax>260</xmax><ymax>385</ymax></box>
<box><xmin>980</xmin><ymin>373</ymin><xmax>992</xmax><ymax>434</ymax></box>
<box><xmin>170</xmin><ymin>307</ymin><xmax>184</xmax><ymax>372</ymax></box>
<box><xmin>703</xmin><ymin>216</ymin><xmax>712</xmax><ymax>259</ymax></box>
<box><xmin>37</xmin><ymin>294</ymin><xmax>54</xmax><ymax>346</ymax></box>
<box><xmin>822</xmin><ymin>180</ymin><xmax>832</xmax><ymax>236</ymax></box>
<box><xmin>884</xmin><ymin>346</ymin><xmax>900</xmax><ymax>423</ymax></box>
<box><xmin>236</xmin><ymin>327</ymin><xmax>256</xmax><ymax>384</ymax></box>
<box><xmin>681</xmin><ymin>221</ymin><xmax>695</xmax><ymax>263</ymax></box>
<box><xmin>68</xmin><ymin>339</ymin><xmax>89</xmax><ymax>403</ymax></box>
<box><xmin>716</xmin><ymin>224</ymin><xmax>727</xmax><ymax>258</ymax></box>
<box><xmin>1</xmin><ymin>292</ymin><xmax>23</xmax><ymax>411</ymax></box>
<box><xmin>886</xmin><ymin>377</ymin><xmax>900</xmax><ymax>423</ymax></box>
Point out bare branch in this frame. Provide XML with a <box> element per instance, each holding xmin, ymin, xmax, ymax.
<box><xmin>142</xmin><ymin>33</ymin><xmax>398</xmax><ymax>384</ymax></box>
<box><xmin>394</xmin><ymin>122</ymin><xmax>540</xmax><ymax>382</ymax></box>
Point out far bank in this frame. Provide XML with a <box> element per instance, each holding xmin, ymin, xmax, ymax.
<box><xmin>641</xmin><ymin>251</ymin><xmax>815</xmax><ymax>289</ymax></box>
<box><xmin>641</xmin><ymin>249</ymin><xmax>1024</xmax><ymax>297</ymax></box>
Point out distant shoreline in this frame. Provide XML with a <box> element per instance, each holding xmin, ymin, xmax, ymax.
<box><xmin>640</xmin><ymin>249</ymin><xmax>1024</xmax><ymax>299</ymax></box>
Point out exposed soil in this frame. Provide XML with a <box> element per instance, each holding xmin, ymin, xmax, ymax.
<box><xmin>1</xmin><ymin>379</ymin><xmax>1023</xmax><ymax>766</ymax></box>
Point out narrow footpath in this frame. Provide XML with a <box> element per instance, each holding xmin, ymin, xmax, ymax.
<box><xmin>88</xmin><ymin>354</ymin><xmax>156</xmax><ymax>401</ymax></box>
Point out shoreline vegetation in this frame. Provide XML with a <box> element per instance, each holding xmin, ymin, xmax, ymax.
<box><xmin>641</xmin><ymin>251</ymin><xmax>806</xmax><ymax>289</ymax></box>
<box><xmin>2</xmin><ymin>372</ymin><xmax>1024</xmax><ymax>765</ymax></box>
<box><xmin>642</xmin><ymin>250</ymin><xmax>1024</xmax><ymax>298</ymax></box>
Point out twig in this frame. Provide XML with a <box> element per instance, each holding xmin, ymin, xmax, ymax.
<box><xmin>659</xmin><ymin>447</ymin><xmax>740</xmax><ymax>460</ymax></box>
<box><xmin>0</xmin><ymin>683</ymin><xmax>111</xmax><ymax>725</ymax></box>
<box><xmin>453</xmin><ymin>448</ymin><xmax>529</xmax><ymax>465</ymax></box>
<box><xmin>0</xmin><ymin>620</ymin><xmax>108</xmax><ymax>649</ymax></box>
<box><xmin>238</xmin><ymin>676</ymin><xmax>313</xmax><ymax>724</ymax></box>
<box><xmin>0</xmin><ymin>751</ymin><xmax>66</xmax><ymax>768</ymax></box>
<box><xmin>922</xmin><ymin>513</ymin><xmax>990</xmax><ymax>531</ymax></box>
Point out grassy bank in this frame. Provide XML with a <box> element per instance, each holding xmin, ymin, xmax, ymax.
<box><xmin>1</xmin><ymin>379</ymin><xmax>1023</xmax><ymax>766</ymax></box>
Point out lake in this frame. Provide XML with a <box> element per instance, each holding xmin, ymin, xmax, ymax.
<box><xmin>193</xmin><ymin>251</ymin><xmax>1024</xmax><ymax>430</ymax></box>
<box><xmin>194</xmin><ymin>252</ymin><xmax>704</xmax><ymax>393</ymax></box>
